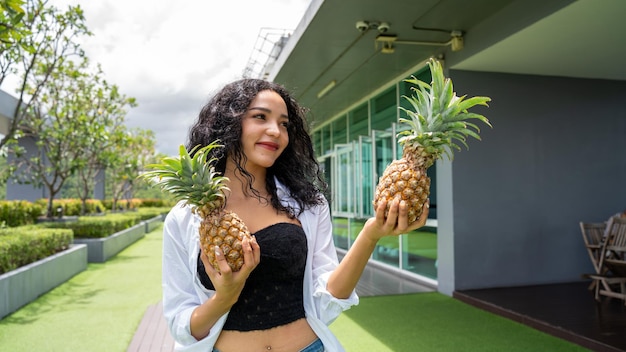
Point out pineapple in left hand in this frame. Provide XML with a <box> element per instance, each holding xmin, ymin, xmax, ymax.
<box><xmin>373</xmin><ymin>58</ymin><xmax>492</xmax><ymax>223</ymax></box>
<box><xmin>139</xmin><ymin>142</ymin><xmax>251</xmax><ymax>272</ymax></box>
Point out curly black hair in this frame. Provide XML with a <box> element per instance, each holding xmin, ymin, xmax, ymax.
<box><xmin>186</xmin><ymin>78</ymin><xmax>327</xmax><ymax>217</ymax></box>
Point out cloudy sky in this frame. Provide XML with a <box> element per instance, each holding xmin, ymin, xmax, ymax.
<box><xmin>49</xmin><ymin>0</ymin><xmax>310</xmax><ymax>156</ymax></box>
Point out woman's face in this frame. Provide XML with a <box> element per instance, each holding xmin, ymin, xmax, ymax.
<box><xmin>239</xmin><ymin>89</ymin><xmax>289</xmax><ymax>172</ymax></box>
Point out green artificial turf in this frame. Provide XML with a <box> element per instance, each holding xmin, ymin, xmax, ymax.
<box><xmin>0</xmin><ymin>226</ymin><xmax>164</xmax><ymax>352</ymax></box>
<box><xmin>331</xmin><ymin>293</ymin><xmax>589</xmax><ymax>352</ymax></box>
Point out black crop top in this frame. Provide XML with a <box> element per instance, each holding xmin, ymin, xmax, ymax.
<box><xmin>197</xmin><ymin>222</ymin><xmax>308</xmax><ymax>331</ymax></box>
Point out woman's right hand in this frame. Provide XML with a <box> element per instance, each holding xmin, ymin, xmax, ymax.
<box><xmin>200</xmin><ymin>235</ymin><xmax>261</xmax><ymax>307</ymax></box>
<box><xmin>191</xmin><ymin>236</ymin><xmax>260</xmax><ymax>340</ymax></box>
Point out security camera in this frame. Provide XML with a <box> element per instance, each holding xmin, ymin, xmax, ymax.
<box><xmin>356</xmin><ymin>20</ymin><xmax>369</xmax><ymax>32</ymax></box>
<box><xmin>377</xmin><ymin>22</ymin><xmax>390</xmax><ymax>33</ymax></box>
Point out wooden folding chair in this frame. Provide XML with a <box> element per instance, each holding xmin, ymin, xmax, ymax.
<box><xmin>579</xmin><ymin>221</ymin><xmax>607</xmax><ymax>289</ymax></box>
<box><xmin>588</xmin><ymin>216</ymin><xmax>626</xmax><ymax>305</ymax></box>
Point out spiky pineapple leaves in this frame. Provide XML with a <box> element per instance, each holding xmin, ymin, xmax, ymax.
<box><xmin>138</xmin><ymin>141</ymin><xmax>229</xmax><ymax>212</ymax></box>
<box><xmin>398</xmin><ymin>58</ymin><xmax>492</xmax><ymax>161</ymax></box>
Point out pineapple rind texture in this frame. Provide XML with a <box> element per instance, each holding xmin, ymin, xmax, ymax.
<box><xmin>139</xmin><ymin>142</ymin><xmax>251</xmax><ymax>272</ymax></box>
<box><xmin>200</xmin><ymin>210</ymin><xmax>249</xmax><ymax>272</ymax></box>
<box><xmin>374</xmin><ymin>58</ymin><xmax>491</xmax><ymax>224</ymax></box>
<box><xmin>373</xmin><ymin>158</ymin><xmax>430</xmax><ymax>224</ymax></box>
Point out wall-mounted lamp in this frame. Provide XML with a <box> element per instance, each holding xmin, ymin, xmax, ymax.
<box><xmin>317</xmin><ymin>80</ymin><xmax>336</xmax><ymax>98</ymax></box>
<box><xmin>374</xmin><ymin>30</ymin><xmax>464</xmax><ymax>54</ymax></box>
<box><xmin>375</xmin><ymin>34</ymin><xmax>397</xmax><ymax>54</ymax></box>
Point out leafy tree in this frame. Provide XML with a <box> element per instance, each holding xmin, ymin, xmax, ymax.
<box><xmin>72</xmin><ymin>65</ymin><xmax>137</xmax><ymax>215</ymax></box>
<box><xmin>11</xmin><ymin>55</ymin><xmax>96</xmax><ymax>217</ymax></box>
<box><xmin>0</xmin><ymin>153</ymin><xmax>7</xmax><ymax>198</ymax></box>
<box><xmin>106</xmin><ymin>127</ymin><xmax>155</xmax><ymax>211</ymax></box>
<box><xmin>0</xmin><ymin>0</ymin><xmax>90</xmax><ymax>151</ymax></box>
<box><xmin>0</xmin><ymin>0</ymin><xmax>26</xmax><ymax>50</ymax></box>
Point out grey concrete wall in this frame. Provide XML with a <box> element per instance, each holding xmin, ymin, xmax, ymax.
<box><xmin>0</xmin><ymin>244</ymin><xmax>87</xmax><ymax>319</ymax></box>
<box><xmin>73</xmin><ymin>222</ymin><xmax>146</xmax><ymax>263</ymax></box>
<box><xmin>447</xmin><ymin>70</ymin><xmax>626</xmax><ymax>290</ymax></box>
<box><xmin>0</xmin><ymin>90</ymin><xmax>18</xmax><ymax>136</ymax></box>
<box><xmin>5</xmin><ymin>135</ymin><xmax>46</xmax><ymax>202</ymax></box>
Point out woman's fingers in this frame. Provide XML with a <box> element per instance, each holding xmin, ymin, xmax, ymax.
<box><xmin>411</xmin><ymin>200</ymin><xmax>429</xmax><ymax>226</ymax></box>
<box><xmin>241</xmin><ymin>236</ymin><xmax>261</xmax><ymax>272</ymax></box>
<box><xmin>378</xmin><ymin>197</ymin><xmax>430</xmax><ymax>235</ymax></box>
<box><xmin>375</xmin><ymin>199</ymin><xmax>388</xmax><ymax>223</ymax></box>
<box><xmin>213</xmin><ymin>245</ymin><xmax>233</xmax><ymax>276</ymax></box>
<box><xmin>395</xmin><ymin>200</ymin><xmax>409</xmax><ymax>230</ymax></box>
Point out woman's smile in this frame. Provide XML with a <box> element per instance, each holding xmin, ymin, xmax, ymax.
<box><xmin>256</xmin><ymin>141</ymin><xmax>280</xmax><ymax>151</ymax></box>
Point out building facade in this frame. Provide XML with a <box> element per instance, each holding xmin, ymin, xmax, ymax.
<box><xmin>258</xmin><ymin>0</ymin><xmax>626</xmax><ymax>295</ymax></box>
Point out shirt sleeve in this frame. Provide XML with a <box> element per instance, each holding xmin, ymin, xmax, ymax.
<box><xmin>161</xmin><ymin>204</ymin><xmax>226</xmax><ymax>351</ymax></box>
<box><xmin>307</xmin><ymin>201</ymin><xmax>359</xmax><ymax>325</ymax></box>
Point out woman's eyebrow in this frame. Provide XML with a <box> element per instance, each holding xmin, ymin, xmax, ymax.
<box><xmin>248</xmin><ymin>106</ymin><xmax>289</xmax><ymax>119</ymax></box>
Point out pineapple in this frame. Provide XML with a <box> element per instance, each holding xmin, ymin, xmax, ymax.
<box><xmin>140</xmin><ymin>142</ymin><xmax>251</xmax><ymax>272</ymax></box>
<box><xmin>373</xmin><ymin>58</ymin><xmax>492</xmax><ymax>223</ymax></box>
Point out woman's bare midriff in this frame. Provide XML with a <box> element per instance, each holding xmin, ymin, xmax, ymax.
<box><xmin>214</xmin><ymin>318</ymin><xmax>318</xmax><ymax>352</ymax></box>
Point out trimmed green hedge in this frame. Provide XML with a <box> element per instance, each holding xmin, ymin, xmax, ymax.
<box><xmin>0</xmin><ymin>200</ymin><xmax>44</xmax><ymax>227</ymax></box>
<box><xmin>34</xmin><ymin>198</ymin><xmax>106</xmax><ymax>217</ymax></box>
<box><xmin>0</xmin><ymin>204</ymin><xmax>169</xmax><ymax>275</ymax></box>
<box><xmin>135</xmin><ymin>207</ymin><xmax>170</xmax><ymax>220</ymax></box>
<box><xmin>102</xmin><ymin>198</ymin><xmax>175</xmax><ymax>210</ymax></box>
<box><xmin>39</xmin><ymin>207</ymin><xmax>169</xmax><ymax>238</ymax></box>
<box><xmin>40</xmin><ymin>213</ymin><xmax>138</xmax><ymax>238</ymax></box>
<box><xmin>0</xmin><ymin>227</ymin><xmax>73</xmax><ymax>275</ymax></box>
<box><xmin>0</xmin><ymin>199</ymin><xmax>170</xmax><ymax>228</ymax></box>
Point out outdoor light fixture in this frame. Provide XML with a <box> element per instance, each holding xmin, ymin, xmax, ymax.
<box><xmin>375</xmin><ymin>31</ymin><xmax>464</xmax><ymax>53</ymax></box>
<box><xmin>369</xmin><ymin>24</ymin><xmax>464</xmax><ymax>54</ymax></box>
<box><xmin>317</xmin><ymin>80</ymin><xmax>336</xmax><ymax>98</ymax></box>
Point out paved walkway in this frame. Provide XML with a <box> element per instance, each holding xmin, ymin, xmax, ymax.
<box><xmin>127</xmin><ymin>301</ymin><xmax>174</xmax><ymax>352</ymax></box>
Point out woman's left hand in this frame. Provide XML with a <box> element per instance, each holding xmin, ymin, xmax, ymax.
<box><xmin>363</xmin><ymin>197</ymin><xmax>430</xmax><ymax>241</ymax></box>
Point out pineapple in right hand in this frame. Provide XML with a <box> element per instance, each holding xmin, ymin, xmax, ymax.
<box><xmin>373</xmin><ymin>58</ymin><xmax>492</xmax><ymax>223</ymax></box>
<box><xmin>140</xmin><ymin>142</ymin><xmax>250</xmax><ymax>272</ymax></box>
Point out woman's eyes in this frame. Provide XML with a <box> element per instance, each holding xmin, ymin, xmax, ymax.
<box><xmin>252</xmin><ymin>114</ymin><xmax>290</xmax><ymax>128</ymax></box>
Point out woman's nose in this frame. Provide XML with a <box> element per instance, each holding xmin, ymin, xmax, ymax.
<box><xmin>266</xmin><ymin>122</ymin><xmax>280</xmax><ymax>136</ymax></box>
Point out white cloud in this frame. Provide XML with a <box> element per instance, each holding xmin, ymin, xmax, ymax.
<box><xmin>49</xmin><ymin>0</ymin><xmax>310</xmax><ymax>156</ymax></box>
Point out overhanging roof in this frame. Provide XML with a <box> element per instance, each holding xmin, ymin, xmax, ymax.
<box><xmin>269</xmin><ymin>0</ymin><xmax>626</xmax><ymax>127</ymax></box>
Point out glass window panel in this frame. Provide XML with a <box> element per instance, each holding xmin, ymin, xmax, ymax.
<box><xmin>312</xmin><ymin>131</ymin><xmax>322</xmax><ymax>157</ymax></box>
<box><xmin>401</xmin><ymin>229</ymin><xmax>438</xmax><ymax>279</ymax></box>
<box><xmin>358</xmin><ymin>136</ymin><xmax>373</xmax><ymax>217</ymax></box>
<box><xmin>349</xmin><ymin>104</ymin><xmax>369</xmax><ymax>141</ymax></box>
<box><xmin>332</xmin><ymin>216</ymin><xmax>349</xmax><ymax>250</ymax></box>
<box><xmin>373</xmin><ymin>86</ymin><xmax>396</xmax><ymax>114</ymax></box>
<box><xmin>333</xmin><ymin>144</ymin><xmax>354</xmax><ymax>215</ymax></box>
<box><xmin>348</xmin><ymin>218</ymin><xmax>361</xmax><ymax>247</ymax></box>
<box><xmin>323</xmin><ymin>157</ymin><xmax>332</xmax><ymax>203</ymax></box>
<box><xmin>373</xmin><ymin>130</ymin><xmax>394</xmax><ymax>183</ymax></box>
<box><xmin>321</xmin><ymin>125</ymin><xmax>331</xmax><ymax>155</ymax></box>
<box><xmin>331</xmin><ymin>115</ymin><xmax>347</xmax><ymax>148</ymax></box>
<box><xmin>371</xmin><ymin>86</ymin><xmax>397</xmax><ymax>131</ymax></box>
<box><xmin>372</xmin><ymin>233</ymin><xmax>400</xmax><ymax>269</ymax></box>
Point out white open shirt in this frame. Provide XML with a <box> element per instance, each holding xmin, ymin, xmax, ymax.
<box><xmin>162</xmin><ymin>181</ymin><xmax>359</xmax><ymax>351</ymax></box>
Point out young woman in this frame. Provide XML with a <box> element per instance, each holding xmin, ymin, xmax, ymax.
<box><xmin>162</xmin><ymin>79</ymin><xmax>429</xmax><ymax>352</ymax></box>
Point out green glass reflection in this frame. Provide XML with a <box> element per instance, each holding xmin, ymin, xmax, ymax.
<box><xmin>332</xmin><ymin>217</ymin><xmax>350</xmax><ymax>250</ymax></box>
<box><xmin>333</xmin><ymin>216</ymin><xmax>438</xmax><ymax>279</ymax></box>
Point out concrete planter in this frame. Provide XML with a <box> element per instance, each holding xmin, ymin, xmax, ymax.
<box><xmin>73</xmin><ymin>215</ymin><xmax>163</xmax><ymax>263</ymax></box>
<box><xmin>0</xmin><ymin>244</ymin><xmax>88</xmax><ymax>320</ymax></box>
<box><xmin>0</xmin><ymin>214</ymin><xmax>165</xmax><ymax>320</ymax></box>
